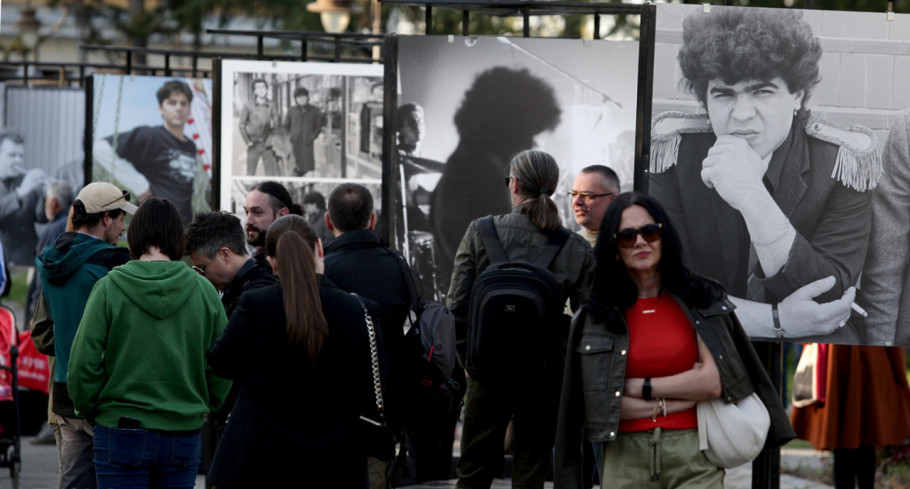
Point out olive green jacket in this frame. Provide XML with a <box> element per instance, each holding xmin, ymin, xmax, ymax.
<box><xmin>445</xmin><ymin>207</ymin><xmax>595</xmax><ymax>365</ymax></box>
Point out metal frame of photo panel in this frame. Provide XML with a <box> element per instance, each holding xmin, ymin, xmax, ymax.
<box><xmin>383</xmin><ymin>5</ymin><xmax>657</xmax><ymax>302</ymax></box>
<box><xmin>212</xmin><ymin>59</ymin><xmax>384</xmax><ymax>222</ymax></box>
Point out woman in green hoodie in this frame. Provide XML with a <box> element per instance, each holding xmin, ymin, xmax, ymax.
<box><xmin>68</xmin><ymin>197</ymin><xmax>231</xmax><ymax>489</ymax></box>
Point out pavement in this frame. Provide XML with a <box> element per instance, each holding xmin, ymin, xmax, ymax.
<box><xmin>11</xmin><ymin>431</ymin><xmax>830</xmax><ymax>489</ymax></box>
<box><xmin>396</xmin><ymin>450</ymin><xmax>833</xmax><ymax>488</ymax></box>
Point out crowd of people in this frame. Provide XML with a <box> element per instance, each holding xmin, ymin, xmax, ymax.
<box><xmin>3</xmin><ymin>6</ymin><xmax>910</xmax><ymax>489</ymax></box>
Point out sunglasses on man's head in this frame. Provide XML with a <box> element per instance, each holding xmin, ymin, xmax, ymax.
<box><xmin>100</xmin><ymin>189</ymin><xmax>131</xmax><ymax>209</ymax></box>
<box><xmin>614</xmin><ymin>223</ymin><xmax>662</xmax><ymax>248</ymax></box>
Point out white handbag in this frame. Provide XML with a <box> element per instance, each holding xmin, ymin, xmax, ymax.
<box><xmin>696</xmin><ymin>392</ymin><xmax>771</xmax><ymax>468</ymax></box>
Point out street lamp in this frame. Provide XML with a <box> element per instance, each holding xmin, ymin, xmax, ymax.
<box><xmin>306</xmin><ymin>0</ymin><xmax>360</xmax><ymax>34</ymax></box>
<box><xmin>16</xmin><ymin>3</ymin><xmax>42</xmax><ymax>61</ymax></box>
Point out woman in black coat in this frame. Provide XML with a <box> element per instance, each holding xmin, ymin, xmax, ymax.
<box><xmin>207</xmin><ymin>214</ymin><xmax>378</xmax><ymax>488</ymax></box>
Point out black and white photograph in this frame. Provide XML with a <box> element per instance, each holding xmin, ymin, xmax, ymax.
<box><xmin>1</xmin><ymin>85</ymin><xmax>85</xmax><ymax>330</ymax></box>
<box><xmin>88</xmin><ymin>74</ymin><xmax>215</xmax><ymax>225</ymax></box>
<box><xmin>2</xmin><ymin>85</ymin><xmax>85</xmax><ymax>269</ymax></box>
<box><xmin>648</xmin><ymin>3</ymin><xmax>910</xmax><ymax>345</ymax></box>
<box><xmin>394</xmin><ymin>35</ymin><xmax>640</xmax><ymax>301</ymax></box>
<box><xmin>217</xmin><ymin>60</ymin><xmax>384</xmax><ymax>216</ymax></box>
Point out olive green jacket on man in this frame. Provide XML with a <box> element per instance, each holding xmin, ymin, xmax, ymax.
<box><xmin>445</xmin><ymin>207</ymin><xmax>595</xmax><ymax>365</ymax></box>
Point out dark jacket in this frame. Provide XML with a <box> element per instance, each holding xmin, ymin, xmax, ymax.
<box><xmin>323</xmin><ymin>229</ymin><xmax>410</xmax><ymax>426</ymax></box>
<box><xmin>0</xmin><ymin>173</ymin><xmax>46</xmax><ymax>266</ymax></box>
<box><xmin>206</xmin><ymin>278</ymin><xmax>376</xmax><ymax>488</ymax></box>
<box><xmin>220</xmin><ymin>257</ymin><xmax>276</xmax><ymax>318</ymax></box>
<box><xmin>650</xmin><ymin>114</ymin><xmax>876</xmax><ymax>305</ymax></box>
<box><xmin>554</xmin><ymin>292</ymin><xmax>795</xmax><ymax>488</ymax></box>
<box><xmin>36</xmin><ymin>232</ymin><xmax>130</xmax><ymax>417</ymax></box>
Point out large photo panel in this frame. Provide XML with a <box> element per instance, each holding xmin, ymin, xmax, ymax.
<box><xmin>3</xmin><ymin>86</ymin><xmax>84</xmax><ymax>268</ymax></box>
<box><xmin>88</xmin><ymin>74</ymin><xmax>215</xmax><ymax>225</ymax></box>
<box><xmin>395</xmin><ymin>35</ymin><xmax>640</xmax><ymax>301</ymax></box>
<box><xmin>217</xmin><ymin>60</ymin><xmax>384</xmax><ymax>239</ymax></box>
<box><xmin>1</xmin><ymin>85</ymin><xmax>85</xmax><ymax>330</ymax></box>
<box><xmin>648</xmin><ymin>3</ymin><xmax>910</xmax><ymax>345</ymax></box>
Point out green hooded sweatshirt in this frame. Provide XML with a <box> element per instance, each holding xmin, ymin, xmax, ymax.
<box><xmin>68</xmin><ymin>260</ymin><xmax>231</xmax><ymax>431</ymax></box>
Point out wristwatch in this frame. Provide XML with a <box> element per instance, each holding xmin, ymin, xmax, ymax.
<box><xmin>642</xmin><ymin>377</ymin><xmax>652</xmax><ymax>401</ymax></box>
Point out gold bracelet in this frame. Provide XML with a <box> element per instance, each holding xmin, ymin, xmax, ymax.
<box><xmin>659</xmin><ymin>398</ymin><xmax>667</xmax><ymax>417</ymax></box>
<box><xmin>651</xmin><ymin>400</ymin><xmax>659</xmax><ymax>423</ymax></box>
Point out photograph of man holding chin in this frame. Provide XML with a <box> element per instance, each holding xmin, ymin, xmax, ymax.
<box><xmin>648</xmin><ymin>7</ymin><xmax>880</xmax><ymax>341</ymax></box>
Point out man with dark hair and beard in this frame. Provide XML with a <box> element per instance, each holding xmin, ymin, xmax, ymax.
<box><xmin>242</xmin><ymin>181</ymin><xmax>302</xmax><ymax>268</ymax></box>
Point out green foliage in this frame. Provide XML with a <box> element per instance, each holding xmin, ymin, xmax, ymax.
<box><xmin>41</xmin><ymin>0</ymin><xmax>910</xmax><ymax>58</ymax></box>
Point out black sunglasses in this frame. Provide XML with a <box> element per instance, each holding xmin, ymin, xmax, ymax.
<box><xmin>614</xmin><ymin>223</ymin><xmax>662</xmax><ymax>248</ymax></box>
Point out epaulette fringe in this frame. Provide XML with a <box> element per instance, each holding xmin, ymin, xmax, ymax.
<box><xmin>649</xmin><ymin>111</ymin><xmax>712</xmax><ymax>174</ymax></box>
<box><xmin>806</xmin><ymin>118</ymin><xmax>882</xmax><ymax>192</ymax></box>
<box><xmin>831</xmin><ymin>144</ymin><xmax>882</xmax><ymax>192</ymax></box>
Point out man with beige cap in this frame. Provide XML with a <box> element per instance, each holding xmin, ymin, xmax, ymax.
<box><xmin>35</xmin><ymin>182</ymin><xmax>135</xmax><ymax>489</ymax></box>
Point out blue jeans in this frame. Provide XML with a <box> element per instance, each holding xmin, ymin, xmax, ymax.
<box><xmin>93</xmin><ymin>425</ymin><xmax>201</xmax><ymax>489</ymax></box>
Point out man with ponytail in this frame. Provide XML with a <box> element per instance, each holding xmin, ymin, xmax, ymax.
<box><xmin>242</xmin><ymin>180</ymin><xmax>303</xmax><ymax>269</ymax></box>
<box><xmin>446</xmin><ymin>150</ymin><xmax>594</xmax><ymax>489</ymax></box>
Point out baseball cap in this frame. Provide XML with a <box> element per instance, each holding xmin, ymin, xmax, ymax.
<box><xmin>76</xmin><ymin>182</ymin><xmax>138</xmax><ymax>215</ymax></box>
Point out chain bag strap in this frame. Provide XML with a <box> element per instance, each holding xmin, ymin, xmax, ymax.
<box><xmin>351</xmin><ymin>293</ymin><xmax>394</xmax><ymax>461</ymax></box>
<box><xmin>355</xmin><ymin>293</ymin><xmax>385</xmax><ymax>416</ymax></box>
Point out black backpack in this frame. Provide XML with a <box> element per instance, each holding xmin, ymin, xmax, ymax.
<box><xmin>466</xmin><ymin>216</ymin><xmax>569</xmax><ymax>381</ymax></box>
<box><xmin>387</xmin><ymin>249</ymin><xmax>461</xmax><ymax>415</ymax></box>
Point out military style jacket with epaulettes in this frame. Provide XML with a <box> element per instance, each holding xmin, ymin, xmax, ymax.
<box><xmin>648</xmin><ymin>111</ymin><xmax>881</xmax><ymax>305</ymax></box>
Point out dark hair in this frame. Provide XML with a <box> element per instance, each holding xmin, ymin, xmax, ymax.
<box><xmin>509</xmin><ymin>150</ymin><xmax>562</xmax><ymax>234</ymax></box>
<box><xmin>185</xmin><ymin>211</ymin><xmax>247</xmax><ymax>258</ymax></box>
<box><xmin>396</xmin><ymin>103</ymin><xmax>425</xmax><ymax>153</ymax></box>
<box><xmin>0</xmin><ymin>132</ymin><xmax>24</xmax><ymax>147</ymax></box>
<box><xmin>127</xmin><ymin>197</ymin><xmax>185</xmax><ymax>261</ymax></box>
<box><xmin>250</xmin><ymin>181</ymin><xmax>303</xmax><ymax>216</ymax></box>
<box><xmin>265</xmin><ymin>215</ymin><xmax>328</xmax><ymax>364</ymax></box>
<box><xmin>579</xmin><ymin>165</ymin><xmax>620</xmax><ymax>193</ymax></box>
<box><xmin>156</xmin><ymin>80</ymin><xmax>193</xmax><ymax>106</ymax></box>
<box><xmin>454</xmin><ymin>68</ymin><xmax>561</xmax><ymax>147</ymax></box>
<box><xmin>327</xmin><ymin>183</ymin><xmax>373</xmax><ymax>232</ymax></box>
<box><xmin>71</xmin><ymin>200</ymin><xmax>124</xmax><ymax>230</ymax></box>
<box><xmin>303</xmin><ymin>191</ymin><xmax>326</xmax><ymax>210</ymax></box>
<box><xmin>294</xmin><ymin>87</ymin><xmax>309</xmax><ymax>98</ymax></box>
<box><xmin>588</xmin><ymin>192</ymin><xmax>724</xmax><ymax>318</ymax></box>
<box><xmin>252</xmin><ymin>79</ymin><xmax>268</xmax><ymax>91</ymax></box>
<box><xmin>678</xmin><ymin>9</ymin><xmax>822</xmax><ymax>116</ymax></box>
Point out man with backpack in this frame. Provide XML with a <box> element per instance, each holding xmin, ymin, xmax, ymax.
<box><xmin>323</xmin><ymin>183</ymin><xmax>421</xmax><ymax>487</ymax></box>
<box><xmin>446</xmin><ymin>150</ymin><xmax>593</xmax><ymax>489</ymax></box>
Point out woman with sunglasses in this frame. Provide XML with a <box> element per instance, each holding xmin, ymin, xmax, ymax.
<box><xmin>554</xmin><ymin>192</ymin><xmax>793</xmax><ymax>488</ymax></box>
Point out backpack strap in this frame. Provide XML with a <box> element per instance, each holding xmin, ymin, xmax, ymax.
<box><xmin>384</xmin><ymin>248</ymin><xmax>421</xmax><ymax>311</ymax></box>
<box><xmin>478</xmin><ymin>216</ymin><xmax>510</xmax><ymax>264</ymax></box>
<box><xmin>530</xmin><ymin>227</ymin><xmax>570</xmax><ymax>269</ymax></box>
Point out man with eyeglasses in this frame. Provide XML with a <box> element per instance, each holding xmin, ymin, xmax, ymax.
<box><xmin>34</xmin><ymin>182</ymin><xmax>134</xmax><ymax>489</ymax></box>
<box><xmin>184</xmin><ymin>211</ymin><xmax>275</xmax><ymax>486</ymax></box>
<box><xmin>186</xmin><ymin>211</ymin><xmax>276</xmax><ymax>317</ymax></box>
<box><xmin>570</xmin><ymin>165</ymin><xmax>620</xmax><ymax>247</ymax></box>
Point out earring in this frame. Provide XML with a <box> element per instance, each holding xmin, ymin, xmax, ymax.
<box><xmin>793</xmin><ymin>108</ymin><xmax>799</xmax><ymax>117</ymax></box>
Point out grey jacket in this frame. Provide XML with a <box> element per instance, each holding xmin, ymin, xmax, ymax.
<box><xmin>554</xmin><ymin>292</ymin><xmax>795</xmax><ymax>488</ymax></box>
<box><xmin>445</xmin><ymin>208</ymin><xmax>594</xmax><ymax>364</ymax></box>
